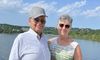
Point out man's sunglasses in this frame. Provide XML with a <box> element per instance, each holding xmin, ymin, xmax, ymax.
<box><xmin>59</xmin><ymin>24</ymin><xmax>70</xmax><ymax>28</ymax></box>
<box><xmin>34</xmin><ymin>17</ymin><xmax>46</xmax><ymax>24</ymax></box>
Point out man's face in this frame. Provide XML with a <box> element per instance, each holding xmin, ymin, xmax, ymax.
<box><xmin>29</xmin><ymin>16</ymin><xmax>46</xmax><ymax>35</ymax></box>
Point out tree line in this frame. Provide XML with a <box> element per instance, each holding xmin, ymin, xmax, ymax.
<box><xmin>0</xmin><ymin>24</ymin><xmax>100</xmax><ymax>42</ymax></box>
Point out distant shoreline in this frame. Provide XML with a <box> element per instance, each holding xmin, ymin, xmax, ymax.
<box><xmin>0</xmin><ymin>24</ymin><xmax>100</xmax><ymax>42</ymax></box>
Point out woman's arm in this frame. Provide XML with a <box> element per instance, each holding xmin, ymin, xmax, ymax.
<box><xmin>74</xmin><ymin>45</ymin><xmax>82</xmax><ymax>60</ymax></box>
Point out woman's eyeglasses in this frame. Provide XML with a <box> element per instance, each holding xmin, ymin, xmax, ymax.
<box><xmin>34</xmin><ymin>17</ymin><xmax>46</xmax><ymax>24</ymax></box>
<box><xmin>59</xmin><ymin>24</ymin><xmax>70</xmax><ymax>28</ymax></box>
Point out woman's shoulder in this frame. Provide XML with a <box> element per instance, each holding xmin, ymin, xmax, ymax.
<box><xmin>48</xmin><ymin>37</ymin><xmax>58</xmax><ymax>44</ymax></box>
<box><xmin>71</xmin><ymin>40</ymin><xmax>79</xmax><ymax>49</ymax></box>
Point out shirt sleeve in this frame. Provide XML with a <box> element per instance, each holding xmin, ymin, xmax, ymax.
<box><xmin>9</xmin><ymin>35</ymin><xmax>21</xmax><ymax>60</ymax></box>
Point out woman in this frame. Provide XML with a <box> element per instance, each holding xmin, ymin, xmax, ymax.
<box><xmin>48</xmin><ymin>14</ymin><xmax>82</xmax><ymax>60</ymax></box>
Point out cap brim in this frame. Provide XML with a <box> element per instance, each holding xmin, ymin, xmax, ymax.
<box><xmin>34</xmin><ymin>14</ymin><xmax>48</xmax><ymax>19</ymax></box>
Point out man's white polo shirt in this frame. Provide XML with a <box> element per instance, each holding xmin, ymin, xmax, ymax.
<box><xmin>9</xmin><ymin>28</ymin><xmax>50</xmax><ymax>60</ymax></box>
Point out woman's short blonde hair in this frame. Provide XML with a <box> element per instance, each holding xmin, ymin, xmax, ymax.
<box><xmin>59</xmin><ymin>14</ymin><xmax>73</xmax><ymax>24</ymax></box>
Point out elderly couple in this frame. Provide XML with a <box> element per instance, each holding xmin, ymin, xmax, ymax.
<box><xmin>9</xmin><ymin>6</ymin><xmax>82</xmax><ymax>60</ymax></box>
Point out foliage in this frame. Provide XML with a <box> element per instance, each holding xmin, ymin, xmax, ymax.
<box><xmin>0</xmin><ymin>24</ymin><xmax>100</xmax><ymax>42</ymax></box>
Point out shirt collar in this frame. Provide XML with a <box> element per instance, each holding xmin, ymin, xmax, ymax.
<box><xmin>28</xmin><ymin>28</ymin><xmax>44</xmax><ymax>40</ymax></box>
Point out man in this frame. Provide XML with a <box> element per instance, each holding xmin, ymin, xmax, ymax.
<box><xmin>9</xmin><ymin>6</ymin><xmax>50</xmax><ymax>60</ymax></box>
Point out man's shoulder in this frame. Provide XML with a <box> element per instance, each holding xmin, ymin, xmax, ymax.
<box><xmin>15</xmin><ymin>31</ymin><xmax>33</xmax><ymax>41</ymax></box>
<box><xmin>18</xmin><ymin>31</ymin><xmax>32</xmax><ymax>37</ymax></box>
<box><xmin>15</xmin><ymin>31</ymin><xmax>37</xmax><ymax>44</ymax></box>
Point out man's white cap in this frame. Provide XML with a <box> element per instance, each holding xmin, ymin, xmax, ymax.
<box><xmin>28</xmin><ymin>6</ymin><xmax>47</xmax><ymax>18</ymax></box>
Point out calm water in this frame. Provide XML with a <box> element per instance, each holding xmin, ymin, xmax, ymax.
<box><xmin>0</xmin><ymin>34</ymin><xmax>100</xmax><ymax>60</ymax></box>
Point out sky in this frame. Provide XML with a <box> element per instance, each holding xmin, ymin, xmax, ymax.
<box><xmin>0</xmin><ymin>0</ymin><xmax>100</xmax><ymax>29</ymax></box>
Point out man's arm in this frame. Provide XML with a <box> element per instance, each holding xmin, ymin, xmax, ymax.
<box><xmin>9</xmin><ymin>36</ymin><xmax>20</xmax><ymax>60</ymax></box>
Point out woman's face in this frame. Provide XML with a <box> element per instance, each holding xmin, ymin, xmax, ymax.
<box><xmin>57</xmin><ymin>20</ymin><xmax>71</xmax><ymax>36</ymax></box>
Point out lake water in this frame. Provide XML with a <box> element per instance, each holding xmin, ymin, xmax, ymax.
<box><xmin>0</xmin><ymin>34</ymin><xmax>100</xmax><ymax>60</ymax></box>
